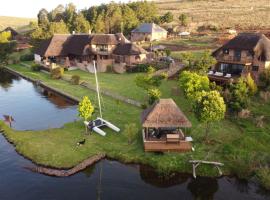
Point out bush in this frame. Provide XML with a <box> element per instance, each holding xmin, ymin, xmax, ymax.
<box><xmin>70</xmin><ymin>75</ymin><xmax>80</xmax><ymax>85</ymax></box>
<box><xmin>124</xmin><ymin>123</ymin><xmax>138</xmax><ymax>144</ymax></box>
<box><xmin>259</xmin><ymin>69</ymin><xmax>270</xmax><ymax>88</ymax></box>
<box><xmin>20</xmin><ymin>54</ymin><xmax>34</xmax><ymax>61</ymax></box>
<box><xmin>147</xmin><ymin>88</ymin><xmax>161</xmax><ymax>105</ymax></box>
<box><xmin>257</xmin><ymin>168</ymin><xmax>270</xmax><ymax>190</ymax></box>
<box><xmin>31</xmin><ymin>63</ymin><xmax>41</xmax><ymax>72</ymax></box>
<box><xmin>245</xmin><ymin>74</ymin><xmax>257</xmax><ymax>96</ymax></box>
<box><xmin>51</xmin><ymin>67</ymin><xmax>64</xmax><ymax>79</ymax></box>
<box><xmin>179</xmin><ymin>71</ymin><xmax>210</xmax><ymax>100</ymax></box>
<box><xmin>8</xmin><ymin>53</ymin><xmax>20</xmax><ymax>64</ymax></box>
<box><xmin>127</xmin><ymin>63</ymin><xmax>150</xmax><ymax>73</ymax></box>
<box><xmin>228</xmin><ymin>78</ymin><xmax>249</xmax><ymax>112</ymax></box>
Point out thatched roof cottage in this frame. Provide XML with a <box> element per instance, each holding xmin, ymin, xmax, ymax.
<box><xmin>141</xmin><ymin>99</ymin><xmax>192</xmax><ymax>152</ymax></box>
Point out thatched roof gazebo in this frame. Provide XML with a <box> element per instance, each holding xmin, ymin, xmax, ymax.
<box><xmin>141</xmin><ymin>99</ymin><xmax>193</xmax><ymax>152</ymax></box>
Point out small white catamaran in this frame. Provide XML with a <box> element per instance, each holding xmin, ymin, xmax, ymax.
<box><xmin>84</xmin><ymin>61</ymin><xmax>120</xmax><ymax>136</ymax></box>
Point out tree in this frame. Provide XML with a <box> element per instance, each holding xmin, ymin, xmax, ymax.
<box><xmin>0</xmin><ymin>41</ymin><xmax>16</xmax><ymax>63</ymax></box>
<box><xmin>105</xmin><ymin>2</ymin><xmax>122</xmax><ymax>33</ymax></box>
<box><xmin>193</xmin><ymin>51</ymin><xmax>217</xmax><ymax>74</ymax></box>
<box><xmin>37</xmin><ymin>8</ymin><xmax>49</xmax><ymax>27</ymax></box>
<box><xmin>179</xmin><ymin>71</ymin><xmax>210</xmax><ymax>100</ymax></box>
<box><xmin>124</xmin><ymin>123</ymin><xmax>138</xmax><ymax>144</ymax></box>
<box><xmin>245</xmin><ymin>73</ymin><xmax>257</xmax><ymax>96</ymax></box>
<box><xmin>180</xmin><ymin>52</ymin><xmax>196</xmax><ymax>69</ymax></box>
<box><xmin>48</xmin><ymin>4</ymin><xmax>65</xmax><ymax>22</ymax></box>
<box><xmin>228</xmin><ymin>78</ymin><xmax>249</xmax><ymax>112</ymax></box>
<box><xmin>78</xmin><ymin>96</ymin><xmax>94</xmax><ymax>134</ymax></box>
<box><xmin>147</xmin><ymin>88</ymin><xmax>161</xmax><ymax>105</ymax></box>
<box><xmin>193</xmin><ymin>90</ymin><xmax>226</xmax><ymax>141</ymax></box>
<box><xmin>121</xmin><ymin>5</ymin><xmax>139</xmax><ymax>35</ymax></box>
<box><xmin>128</xmin><ymin>1</ymin><xmax>158</xmax><ymax>22</ymax></box>
<box><xmin>94</xmin><ymin>12</ymin><xmax>106</xmax><ymax>33</ymax></box>
<box><xmin>73</xmin><ymin>13</ymin><xmax>91</xmax><ymax>33</ymax></box>
<box><xmin>48</xmin><ymin>20</ymin><xmax>69</xmax><ymax>35</ymax></box>
<box><xmin>0</xmin><ymin>31</ymin><xmax>11</xmax><ymax>43</ymax></box>
<box><xmin>179</xmin><ymin>13</ymin><xmax>188</xmax><ymax>27</ymax></box>
<box><xmin>64</xmin><ymin>3</ymin><xmax>77</xmax><ymax>32</ymax></box>
<box><xmin>135</xmin><ymin>67</ymin><xmax>164</xmax><ymax>90</ymax></box>
<box><xmin>160</xmin><ymin>12</ymin><xmax>174</xmax><ymax>24</ymax></box>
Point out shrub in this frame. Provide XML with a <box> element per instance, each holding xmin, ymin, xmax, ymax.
<box><xmin>257</xmin><ymin>168</ymin><xmax>270</xmax><ymax>190</ymax></box>
<box><xmin>127</xmin><ymin>63</ymin><xmax>150</xmax><ymax>73</ymax></box>
<box><xmin>179</xmin><ymin>71</ymin><xmax>210</xmax><ymax>100</ymax></box>
<box><xmin>124</xmin><ymin>123</ymin><xmax>138</xmax><ymax>144</ymax></box>
<box><xmin>51</xmin><ymin>67</ymin><xmax>64</xmax><ymax>79</ymax></box>
<box><xmin>147</xmin><ymin>88</ymin><xmax>161</xmax><ymax>105</ymax></box>
<box><xmin>259</xmin><ymin>69</ymin><xmax>270</xmax><ymax>88</ymax></box>
<box><xmin>31</xmin><ymin>63</ymin><xmax>41</xmax><ymax>72</ymax></box>
<box><xmin>228</xmin><ymin>78</ymin><xmax>249</xmax><ymax>112</ymax></box>
<box><xmin>71</xmin><ymin>75</ymin><xmax>80</xmax><ymax>85</ymax></box>
<box><xmin>165</xmin><ymin>49</ymin><xmax>171</xmax><ymax>57</ymax></box>
<box><xmin>20</xmin><ymin>54</ymin><xmax>34</xmax><ymax>61</ymax></box>
<box><xmin>8</xmin><ymin>53</ymin><xmax>20</xmax><ymax>64</ymax></box>
<box><xmin>245</xmin><ymin>74</ymin><xmax>257</xmax><ymax>96</ymax></box>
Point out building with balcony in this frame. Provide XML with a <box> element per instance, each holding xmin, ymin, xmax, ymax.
<box><xmin>34</xmin><ymin>33</ymin><xmax>148</xmax><ymax>72</ymax></box>
<box><xmin>210</xmin><ymin>33</ymin><xmax>270</xmax><ymax>84</ymax></box>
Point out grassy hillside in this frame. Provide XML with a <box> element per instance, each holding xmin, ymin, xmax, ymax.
<box><xmin>0</xmin><ymin>16</ymin><xmax>35</xmax><ymax>33</ymax></box>
<box><xmin>155</xmin><ymin>0</ymin><xmax>270</xmax><ymax>30</ymax></box>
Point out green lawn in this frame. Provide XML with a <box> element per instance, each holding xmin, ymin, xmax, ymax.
<box><xmin>171</xmin><ymin>50</ymin><xmax>208</xmax><ymax>60</ymax></box>
<box><xmin>1</xmin><ymin>63</ymin><xmax>270</xmax><ymax>189</ymax></box>
<box><xmin>153</xmin><ymin>35</ymin><xmax>218</xmax><ymax>48</ymax></box>
<box><xmin>64</xmin><ymin>69</ymin><xmax>182</xmax><ymax>103</ymax></box>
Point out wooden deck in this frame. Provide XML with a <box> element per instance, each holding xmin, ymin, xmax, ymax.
<box><xmin>142</xmin><ymin>131</ymin><xmax>192</xmax><ymax>152</ymax></box>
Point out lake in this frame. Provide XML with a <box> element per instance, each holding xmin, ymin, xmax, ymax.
<box><xmin>0</xmin><ymin>69</ymin><xmax>269</xmax><ymax>200</ymax></box>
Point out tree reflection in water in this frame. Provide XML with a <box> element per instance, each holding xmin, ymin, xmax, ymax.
<box><xmin>139</xmin><ymin>165</ymin><xmax>189</xmax><ymax>188</ymax></box>
<box><xmin>187</xmin><ymin>177</ymin><xmax>218</xmax><ymax>200</ymax></box>
<box><xmin>0</xmin><ymin>69</ymin><xmax>19</xmax><ymax>91</ymax></box>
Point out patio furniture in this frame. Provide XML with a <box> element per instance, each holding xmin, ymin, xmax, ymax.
<box><xmin>166</xmin><ymin>134</ymin><xmax>180</xmax><ymax>143</ymax></box>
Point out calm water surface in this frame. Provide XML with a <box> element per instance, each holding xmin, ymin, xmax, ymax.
<box><xmin>0</xmin><ymin>69</ymin><xmax>269</xmax><ymax>200</ymax></box>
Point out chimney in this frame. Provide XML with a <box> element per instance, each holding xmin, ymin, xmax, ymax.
<box><xmin>89</xmin><ymin>29</ymin><xmax>92</xmax><ymax>34</ymax></box>
<box><xmin>72</xmin><ymin>31</ymin><xmax>75</xmax><ymax>35</ymax></box>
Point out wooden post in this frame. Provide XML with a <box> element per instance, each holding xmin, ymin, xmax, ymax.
<box><xmin>189</xmin><ymin>160</ymin><xmax>224</xmax><ymax>179</ymax></box>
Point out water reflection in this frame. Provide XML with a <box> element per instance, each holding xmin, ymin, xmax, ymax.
<box><xmin>0</xmin><ymin>68</ymin><xmax>19</xmax><ymax>91</ymax></box>
<box><xmin>140</xmin><ymin>165</ymin><xmax>188</xmax><ymax>187</ymax></box>
<box><xmin>188</xmin><ymin>177</ymin><xmax>218</xmax><ymax>200</ymax></box>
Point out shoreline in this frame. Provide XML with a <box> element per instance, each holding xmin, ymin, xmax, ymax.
<box><xmin>1</xmin><ymin>63</ymin><xmax>270</xmax><ymax>190</ymax></box>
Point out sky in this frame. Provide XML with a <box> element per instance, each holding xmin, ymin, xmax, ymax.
<box><xmin>0</xmin><ymin>0</ymin><xmax>131</xmax><ymax>18</ymax></box>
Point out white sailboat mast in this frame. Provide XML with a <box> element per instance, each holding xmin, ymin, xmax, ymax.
<box><xmin>93</xmin><ymin>61</ymin><xmax>103</xmax><ymax>119</ymax></box>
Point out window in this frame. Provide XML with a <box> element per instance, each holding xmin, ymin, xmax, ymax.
<box><xmin>97</xmin><ymin>45</ymin><xmax>108</xmax><ymax>52</ymax></box>
<box><xmin>234</xmin><ymin>50</ymin><xmax>241</xmax><ymax>61</ymax></box>
<box><xmin>223</xmin><ymin>49</ymin><xmax>229</xmax><ymax>54</ymax></box>
<box><xmin>252</xmin><ymin>66</ymin><xmax>259</xmax><ymax>71</ymax></box>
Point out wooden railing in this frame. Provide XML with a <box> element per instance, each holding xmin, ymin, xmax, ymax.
<box><xmin>216</xmin><ymin>55</ymin><xmax>253</xmax><ymax>64</ymax></box>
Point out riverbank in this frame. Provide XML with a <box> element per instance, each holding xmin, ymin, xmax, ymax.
<box><xmin>1</xmin><ymin>63</ymin><xmax>270</xmax><ymax>190</ymax></box>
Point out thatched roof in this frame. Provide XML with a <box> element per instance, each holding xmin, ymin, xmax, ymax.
<box><xmin>35</xmin><ymin>33</ymin><xmax>131</xmax><ymax>57</ymax></box>
<box><xmin>141</xmin><ymin>99</ymin><xmax>192</xmax><ymax>128</ymax></box>
<box><xmin>113</xmin><ymin>43</ymin><xmax>147</xmax><ymax>55</ymax></box>
<box><xmin>35</xmin><ymin>35</ymin><xmax>69</xmax><ymax>57</ymax></box>
<box><xmin>213</xmin><ymin>33</ymin><xmax>270</xmax><ymax>61</ymax></box>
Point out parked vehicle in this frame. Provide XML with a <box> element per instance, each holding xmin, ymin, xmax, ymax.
<box><xmin>159</xmin><ymin>56</ymin><xmax>175</xmax><ymax>64</ymax></box>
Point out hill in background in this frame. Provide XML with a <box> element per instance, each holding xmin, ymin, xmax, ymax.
<box><xmin>155</xmin><ymin>0</ymin><xmax>270</xmax><ymax>30</ymax></box>
<box><xmin>0</xmin><ymin>16</ymin><xmax>35</xmax><ymax>33</ymax></box>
